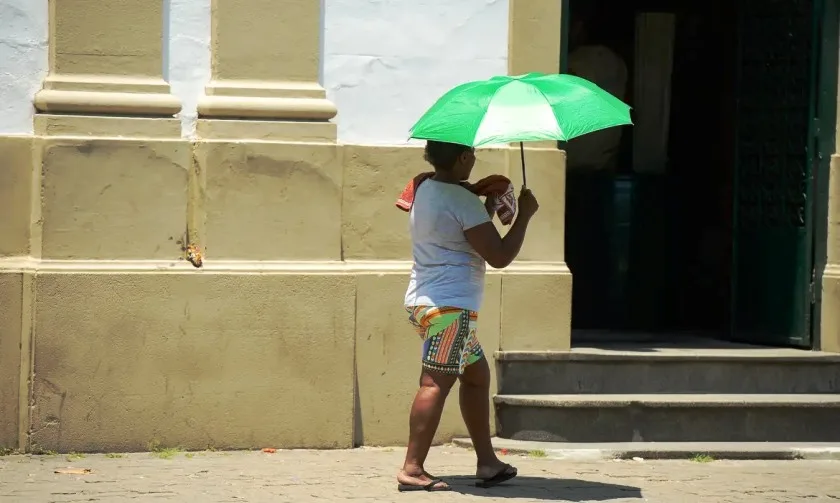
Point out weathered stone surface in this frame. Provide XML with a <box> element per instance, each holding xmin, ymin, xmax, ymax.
<box><xmin>0</xmin><ymin>272</ymin><xmax>23</xmax><ymax>449</ymax></box>
<box><xmin>0</xmin><ymin>446</ymin><xmax>838</xmax><ymax>502</ymax></box>
<box><xmin>40</xmin><ymin>139</ymin><xmax>190</xmax><ymax>260</ymax></box>
<box><xmin>29</xmin><ymin>273</ymin><xmax>356</xmax><ymax>452</ymax></box>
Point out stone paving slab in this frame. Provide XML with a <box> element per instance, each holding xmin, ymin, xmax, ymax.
<box><xmin>1</xmin><ymin>446</ymin><xmax>839</xmax><ymax>502</ymax></box>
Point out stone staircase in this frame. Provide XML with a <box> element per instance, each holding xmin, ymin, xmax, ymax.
<box><xmin>493</xmin><ymin>342</ymin><xmax>840</xmax><ymax>443</ymax></box>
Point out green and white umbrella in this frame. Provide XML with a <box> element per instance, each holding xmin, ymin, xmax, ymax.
<box><xmin>409</xmin><ymin>72</ymin><xmax>633</xmax><ymax>184</ymax></box>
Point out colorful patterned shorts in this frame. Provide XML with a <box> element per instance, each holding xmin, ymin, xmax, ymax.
<box><xmin>406</xmin><ymin>305</ymin><xmax>484</xmax><ymax>375</ymax></box>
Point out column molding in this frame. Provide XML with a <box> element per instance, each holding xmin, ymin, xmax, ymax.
<box><xmin>196</xmin><ymin>0</ymin><xmax>336</xmax><ymax>135</ymax></box>
<box><xmin>34</xmin><ymin>0</ymin><xmax>181</xmax><ymax>120</ymax></box>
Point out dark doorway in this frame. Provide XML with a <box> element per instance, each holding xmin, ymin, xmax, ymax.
<box><xmin>563</xmin><ymin>0</ymin><xmax>831</xmax><ymax>347</ymax></box>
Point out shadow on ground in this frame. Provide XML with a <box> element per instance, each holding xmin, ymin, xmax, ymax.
<box><xmin>445</xmin><ymin>475</ymin><xmax>642</xmax><ymax>500</ymax></box>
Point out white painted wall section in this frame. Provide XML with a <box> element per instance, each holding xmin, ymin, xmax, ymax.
<box><xmin>0</xmin><ymin>0</ymin><xmax>509</xmax><ymax>144</ymax></box>
<box><xmin>0</xmin><ymin>0</ymin><xmax>47</xmax><ymax>135</ymax></box>
<box><xmin>167</xmin><ymin>0</ymin><xmax>211</xmax><ymax>138</ymax></box>
<box><xmin>323</xmin><ymin>0</ymin><xmax>509</xmax><ymax>145</ymax></box>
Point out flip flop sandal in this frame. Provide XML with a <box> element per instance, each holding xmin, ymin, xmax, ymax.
<box><xmin>475</xmin><ymin>464</ymin><xmax>518</xmax><ymax>488</ymax></box>
<box><xmin>397</xmin><ymin>479</ymin><xmax>451</xmax><ymax>492</ymax></box>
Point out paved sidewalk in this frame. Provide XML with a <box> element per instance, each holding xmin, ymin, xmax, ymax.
<box><xmin>453</xmin><ymin>438</ymin><xmax>840</xmax><ymax>460</ymax></box>
<box><xmin>1</xmin><ymin>445</ymin><xmax>839</xmax><ymax>502</ymax></box>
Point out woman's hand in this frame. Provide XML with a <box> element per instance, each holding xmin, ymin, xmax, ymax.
<box><xmin>484</xmin><ymin>195</ymin><xmax>496</xmax><ymax>217</ymax></box>
<box><xmin>518</xmin><ymin>187</ymin><xmax>539</xmax><ymax>219</ymax></box>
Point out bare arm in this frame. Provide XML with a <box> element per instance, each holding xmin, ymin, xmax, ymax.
<box><xmin>464</xmin><ymin>214</ymin><xmax>532</xmax><ymax>269</ymax></box>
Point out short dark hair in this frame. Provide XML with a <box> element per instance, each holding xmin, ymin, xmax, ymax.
<box><xmin>423</xmin><ymin>140</ymin><xmax>472</xmax><ymax>171</ymax></box>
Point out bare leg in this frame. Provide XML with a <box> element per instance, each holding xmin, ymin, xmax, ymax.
<box><xmin>397</xmin><ymin>369</ymin><xmax>457</xmax><ymax>489</ymax></box>
<box><xmin>458</xmin><ymin>357</ymin><xmax>514</xmax><ymax>480</ymax></box>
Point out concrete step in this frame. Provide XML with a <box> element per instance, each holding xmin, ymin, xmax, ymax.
<box><xmin>451</xmin><ymin>437</ymin><xmax>840</xmax><ymax>460</ymax></box>
<box><xmin>496</xmin><ymin>349</ymin><xmax>840</xmax><ymax>394</ymax></box>
<box><xmin>495</xmin><ymin>394</ymin><xmax>840</xmax><ymax>443</ymax></box>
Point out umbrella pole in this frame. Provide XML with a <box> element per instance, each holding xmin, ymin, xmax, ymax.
<box><xmin>519</xmin><ymin>141</ymin><xmax>527</xmax><ymax>187</ymax></box>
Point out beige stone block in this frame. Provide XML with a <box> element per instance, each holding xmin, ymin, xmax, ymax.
<box><xmin>0</xmin><ymin>137</ymin><xmax>33</xmax><ymax>257</ymax></box>
<box><xmin>199</xmin><ymin>142</ymin><xmax>342</xmax><ymax>260</ymax></box>
<box><xmin>0</xmin><ymin>273</ymin><xmax>22</xmax><ymax>449</ymax></box>
<box><xmin>822</xmin><ymin>268</ymin><xmax>840</xmax><ymax>353</ymax></box>
<box><xmin>508</xmin><ymin>0</ymin><xmax>562</xmax><ymax>75</ymax></box>
<box><xmin>35</xmin><ymin>116</ymin><xmax>181</xmax><ymax>139</ymax></box>
<box><xmin>500</xmin><ymin>272</ymin><xmax>572</xmax><ymax>351</ymax></box>
<box><xmin>342</xmin><ymin>145</ymin><xmax>509</xmax><ymax>260</ymax></box>
<box><xmin>40</xmin><ymin>140</ymin><xmax>189</xmax><ymax>260</ymax></box>
<box><xmin>354</xmin><ymin>274</ymin><xmax>501</xmax><ymax>446</ymax></box>
<box><xmin>30</xmin><ymin>273</ymin><xmax>355</xmax><ymax>452</ymax></box>
<box><xmin>196</xmin><ymin>120</ymin><xmax>337</xmax><ymax>143</ymax></box>
<box><xmin>511</xmin><ymin>147</ymin><xmax>566</xmax><ymax>262</ymax></box>
<box><xmin>825</xmin><ymin>156</ymin><xmax>840</xmax><ymax>353</ymax></box>
<box><xmin>828</xmin><ymin>155</ymin><xmax>840</xmax><ymax>264</ymax></box>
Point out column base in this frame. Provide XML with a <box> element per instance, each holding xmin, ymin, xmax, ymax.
<box><xmin>197</xmin><ymin>96</ymin><xmax>337</xmax><ymax>121</ymax></box>
<box><xmin>35</xmin><ymin>90</ymin><xmax>182</xmax><ymax>116</ymax></box>
<box><xmin>34</xmin><ymin>76</ymin><xmax>181</xmax><ymax>117</ymax></box>
<box><xmin>198</xmin><ymin>80</ymin><xmax>337</xmax><ymax>121</ymax></box>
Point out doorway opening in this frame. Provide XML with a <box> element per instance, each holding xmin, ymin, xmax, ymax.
<box><xmin>562</xmin><ymin>0</ymin><xmax>834</xmax><ymax>348</ymax></box>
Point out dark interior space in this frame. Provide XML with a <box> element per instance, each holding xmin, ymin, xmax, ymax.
<box><xmin>565</xmin><ymin>0</ymin><xmax>828</xmax><ymax>348</ymax></box>
<box><xmin>563</xmin><ymin>0</ymin><xmax>739</xmax><ymax>338</ymax></box>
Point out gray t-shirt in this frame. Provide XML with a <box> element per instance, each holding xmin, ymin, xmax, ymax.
<box><xmin>404</xmin><ymin>179</ymin><xmax>491</xmax><ymax>312</ymax></box>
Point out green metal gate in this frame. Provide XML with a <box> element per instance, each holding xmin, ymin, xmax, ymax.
<box><xmin>731</xmin><ymin>0</ymin><xmax>823</xmax><ymax>346</ymax></box>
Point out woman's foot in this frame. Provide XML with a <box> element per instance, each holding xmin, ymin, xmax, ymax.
<box><xmin>397</xmin><ymin>469</ymin><xmax>451</xmax><ymax>492</ymax></box>
<box><xmin>475</xmin><ymin>460</ymin><xmax>518</xmax><ymax>488</ymax></box>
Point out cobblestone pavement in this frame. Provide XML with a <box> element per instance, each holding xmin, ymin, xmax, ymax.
<box><xmin>1</xmin><ymin>446</ymin><xmax>839</xmax><ymax>502</ymax></box>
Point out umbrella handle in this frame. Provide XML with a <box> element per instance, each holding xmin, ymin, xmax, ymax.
<box><xmin>519</xmin><ymin>142</ymin><xmax>527</xmax><ymax>187</ymax></box>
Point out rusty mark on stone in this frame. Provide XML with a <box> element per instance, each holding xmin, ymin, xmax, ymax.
<box><xmin>185</xmin><ymin>244</ymin><xmax>203</xmax><ymax>268</ymax></box>
<box><xmin>176</xmin><ymin>232</ymin><xmax>203</xmax><ymax>269</ymax></box>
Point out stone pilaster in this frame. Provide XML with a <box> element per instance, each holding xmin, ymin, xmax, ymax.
<box><xmin>197</xmin><ymin>0</ymin><xmax>336</xmax><ymax>141</ymax></box>
<box><xmin>501</xmin><ymin>1</ymin><xmax>570</xmax><ymax>351</ymax></box>
<box><xmin>34</xmin><ymin>0</ymin><xmax>181</xmax><ymax>134</ymax></box>
<box><xmin>508</xmin><ymin>0</ymin><xmax>562</xmax><ymax>76</ymax></box>
<box><xmin>821</xmin><ymin>155</ymin><xmax>840</xmax><ymax>352</ymax></box>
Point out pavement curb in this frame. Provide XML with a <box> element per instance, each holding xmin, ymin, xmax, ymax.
<box><xmin>451</xmin><ymin>438</ymin><xmax>840</xmax><ymax>461</ymax></box>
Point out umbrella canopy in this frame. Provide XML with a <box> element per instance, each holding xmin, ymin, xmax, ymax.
<box><xmin>409</xmin><ymin>72</ymin><xmax>632</xmax><ymax>147</ymax></box>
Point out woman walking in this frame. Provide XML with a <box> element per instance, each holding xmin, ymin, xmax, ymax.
<box><xmin>396</xmin><ymin>140</ymin><xmax>539</xmax><ymax>492</ymax></box>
